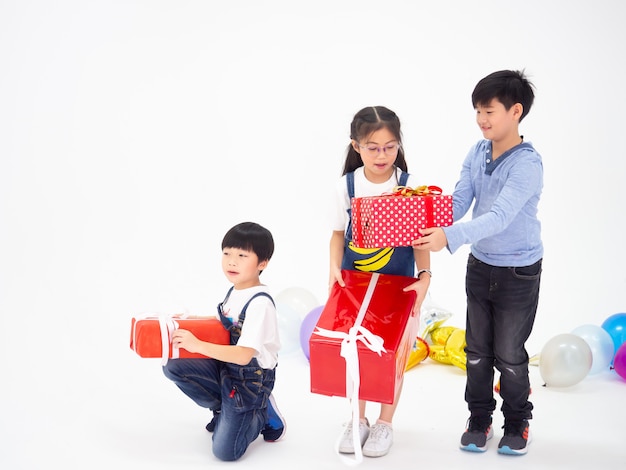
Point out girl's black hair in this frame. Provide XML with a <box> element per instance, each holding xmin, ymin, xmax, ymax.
<box><xmin>471</xmin><ymin>69</ymin><xmax>535</xmax><ymax>122</ymax></box>
<box><xmin>222</xmin><ymin>222</ymin><xmax>274</xmax><ymax>262</ymax></box>
<box><xmin>342</xmin><ymin>106</ymin><xmax>408</xmax><ymax>175</ymax></box>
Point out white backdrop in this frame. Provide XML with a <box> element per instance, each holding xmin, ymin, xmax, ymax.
<box><xmin>1</xmin><ymin>1</ymin><xmax>626</xmax><ymax>468</ymax></box>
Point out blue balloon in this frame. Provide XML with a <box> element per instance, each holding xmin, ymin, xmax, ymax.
<box><xmin>601</xmin><ymin>313</ymin><xmax>626</xmax><ymax>359</ymax></box>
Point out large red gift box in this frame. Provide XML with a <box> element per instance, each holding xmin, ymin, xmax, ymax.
<box><xmin>351</xmin><ymin>186</ymin><xmax>453</xmax><ymax>248</ymax></box>
<box><xmin>130</xmin><ymin>316</ymin><xmax>229</xmax><ymax>361</ymax></box>
<box><xmin>309</xmin><ymin>270</ymin><xmax>418</xmax><ymax>404</ymax></box>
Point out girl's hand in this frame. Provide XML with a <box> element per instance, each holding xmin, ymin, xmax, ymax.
<box><xmin>403</xmin><ymin>276</ymin><xmax>430</xmax><ymax>316</ymax></box>
<box><xmin>328</xmin><ymin>266</ymin><xmax>345</xmax><ymax>292</ymax></box>
<box><xmin>171</xmin><ymin>329</ymin><xmax>202</xmax><ymax>353</ymax></box>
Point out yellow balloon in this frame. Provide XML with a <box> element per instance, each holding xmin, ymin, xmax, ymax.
<box><xmin>428</xmin><ymin>344</ymin><xmax>453</xmax><ymax>365</ymax></box>
<box><xmin>430</xmin><ymin>326</ymin><xmax>456</xmax><ymax>345</ymax></box>
<box><xmin>427</xmin><ymin>327</ymin><xmax>467</xmax><ymax>371</ymax></box>
<box><xmin>405</xmin><ymin>337</ymin><xmax>430</xmax><ymax>371</ymax></box>
<box><xmin>444</xmin><ymin>328</ymin><xmax>467</xmax><ymax>371</ymax></box>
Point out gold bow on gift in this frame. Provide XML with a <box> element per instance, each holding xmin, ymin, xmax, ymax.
<box><xmin>391</xmin><ymin>185</ymin><xmax>443</xmax><ymax>196</ymax></box>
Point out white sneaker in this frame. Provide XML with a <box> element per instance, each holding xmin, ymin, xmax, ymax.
<box><xmin>362</xmin><ymin>422</ymin><xmax>393</xmax><ymax>457</ymax></box>
<box><xmin>338</xmin><ymin>419</ymin><xmax>370</xmax><ymax>454</ymax></box>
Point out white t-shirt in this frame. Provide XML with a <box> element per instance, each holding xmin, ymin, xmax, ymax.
<box><xmin>330</xmin><ymin>166</ymin><xmax>420</xmax><ymax>233</ymax></box>
<box><xmin>221</xmin><ymin>285</ymin><xmax>280</xmax><ymax>369</ymax></box>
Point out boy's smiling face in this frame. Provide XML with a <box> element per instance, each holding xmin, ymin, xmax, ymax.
<box><xmin>475</xmin><ymin>98</ymin><xmax>521</xmax><ymax>144</ymax></box>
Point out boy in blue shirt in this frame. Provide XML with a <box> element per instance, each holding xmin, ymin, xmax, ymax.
<box><xmin>414</xmin><ymin>70</ymin><xmax>542</xmax><ymax>456</ymax></box>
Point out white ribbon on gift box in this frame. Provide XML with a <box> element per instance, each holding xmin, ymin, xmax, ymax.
<box><xmin>133</xmin><ymin>313</ymin><xmax>189</xmax><ymax>365</ymax></box>
<box><xmin>157</xmin><ymin>316</ymin><xmax>180</xmax><ymax>366</ymax></box>
<box><xmin>312</xmin><ymin>272</ymin><xmax>386</xmax><ymax>465</ymax></box>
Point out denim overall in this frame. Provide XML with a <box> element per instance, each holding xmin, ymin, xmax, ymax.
<box><xmin>162</xmin><ymin>289</ymin><xmax>277</xmax><ymax>461</ymax></box>
<box><xmin>341</xmin><ymin>170</ymin><xmax>415</xmax><ymax>276</ymax></box>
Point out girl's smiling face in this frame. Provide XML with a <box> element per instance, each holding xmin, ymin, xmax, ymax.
<box><xmin>352</xmin><ymin>127</ymin><xmax>400</xmax><ymax>184</ymax></box>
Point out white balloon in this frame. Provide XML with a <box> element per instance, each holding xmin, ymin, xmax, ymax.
<box><xmin>275</xmin><ymin>302</ymin><xmax>302</xmax><ymax>355</ymax></box>
<box><xmin>275</xmin><ymin>287</ymin><xmax>320</xmax><ymax>319</ymax></box>
<box><xmin>539</xmin><ymin>333</ymin><xmax>592</xmax><ymax>387</ymax></box>
<box><xmin>571</xmin><ymin>324</ymin><xmax>615</xmax><ymax>374</ymax></box>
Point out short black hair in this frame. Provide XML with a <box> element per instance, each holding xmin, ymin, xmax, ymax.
<box><xmin>472</xmin><ymin>70</ymin><xmax>535</xmax><ymax>122</ymax></box>
<box><xmin>221</xmin><ymin>222</ymin><xmax>274</xmax><ymax>262</ymax></box>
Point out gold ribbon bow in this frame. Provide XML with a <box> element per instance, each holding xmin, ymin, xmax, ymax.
<box><xmin>391</xmin><ymin>185</ymin><xmax>443</xmax><ymax>196</ymax></box>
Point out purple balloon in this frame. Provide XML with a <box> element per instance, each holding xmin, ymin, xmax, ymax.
<box><xmin>613</xmin><ymin>343</ymin><xmax>626</xmax><ymax>381</ymax></box>
<box><xmin>300</xmin><ymin>305</ymin><xmax>324</xmax><ymax>360</ymax></box>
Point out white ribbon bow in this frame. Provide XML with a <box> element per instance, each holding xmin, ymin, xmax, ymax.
<box><xmin>132</xmin><ymin>312</ymin><xmax>188</xmax><ymax>365</ymax></box>
<box><xmin>313</xmin><ymin>273</ymin><xmax>385</xmax><ymax>465</ymax></box>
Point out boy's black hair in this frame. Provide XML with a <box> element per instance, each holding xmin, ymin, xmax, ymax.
<box><xmin>222</xmin><ymin>222</ymin><xmax>274</xmax><ymax>262</ymax></box>
<box><xmin>342</xmin><ymin>106</ymin><xmax>409</xmax><ymax>175</ymax></box>
<box><xmin>472</xmin><ymin>70</ymin><xmax>535</xmax><ymax>122</ymax></box>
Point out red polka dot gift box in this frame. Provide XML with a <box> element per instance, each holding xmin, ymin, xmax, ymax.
<box><xmin>351</xmin><ymin>185</ymin><xmax>453</xmax><ymax>248</ymax></box>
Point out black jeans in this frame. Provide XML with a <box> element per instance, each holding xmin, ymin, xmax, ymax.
<box><xmin>464</xmin><ymin>253</ymin><xmax>542</xmax><ymax>421</ymax></box>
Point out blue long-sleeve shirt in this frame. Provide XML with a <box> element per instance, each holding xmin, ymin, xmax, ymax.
<box><xmin>443</xmin><ymin>139</ymin><xmax>543</xmax><ymax>267</ymax></box>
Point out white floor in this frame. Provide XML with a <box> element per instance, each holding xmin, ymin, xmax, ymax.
<box><xmin>2</xmin><ymin>335</ymin><xmax>624</xmax><ymax>470</ymax></box>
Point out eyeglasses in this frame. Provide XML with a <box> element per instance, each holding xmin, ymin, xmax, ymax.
<box><xmin>358</xmin><ymin>142</ymin><xmax>401</xmax><ymax>157</ymax></box>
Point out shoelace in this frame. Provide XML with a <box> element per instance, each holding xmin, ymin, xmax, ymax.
<box><xmin>467</xmin><ymin>416</ymin><xmax>492</xmax><ymax>433</ymax></box>
<box><xmin>502</xmin><ymin>421</ymin><xmax>527</xmax><ymax>436</ymax></box>
<box><xmin>368</xmin><ymin>424</ymin><xmax>391</xmax><ymax>440</ymax></box>
<box><xmin>343</xmin><ymin>421</ymin><xmax>368</xmax><ymax>437</ymax></box>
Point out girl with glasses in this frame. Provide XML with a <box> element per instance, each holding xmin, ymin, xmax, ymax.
<box><xmin>328</xmin><ymin>106</ymin><xmax>432</xmax><ymax>458</ymax></box>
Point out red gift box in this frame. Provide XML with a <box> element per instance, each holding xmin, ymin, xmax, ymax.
<box><xmin>351</xmin><ymin>185</ymin><xmax>453</xmax><ymax>248</ymax></box>
<box><xmin>130</xmin><ymin>315</ymin><xmax>229</xmax><ymax>362</ymax></box>
<box><xmin>309</xmin><ymin>270</ymin><xmax>418</xmax><ymax>404</ymax></box>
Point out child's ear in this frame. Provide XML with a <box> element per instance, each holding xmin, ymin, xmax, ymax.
<box><xmin>258</xmin><ymin>259</ymin><xmax>268</xmax><ymax>271</ymax></box>
<box><xmin>351</xmin><ymin>140</ymin><xmax>361</xmax><ymax>153</ymax></box>
<box><xmin>512</xmin><ymin>103</ymin><xmax>523</xmax><ymax>121</ymax></box>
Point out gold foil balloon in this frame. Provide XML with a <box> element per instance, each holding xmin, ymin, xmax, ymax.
<box><xmin>428</xmin><ymin>326</ymin><xmax>466</xmax><ymax>371</ymax></box>
<box><xmin>405</xmin><ymin>298</ymin><xmax>467</xmax><ymax>371</ymax></box>
<box><xmin>405</xmin><ymin>337</ymin><xmax>430</xmax><ymax>371</ymax></box>
<box><xmin>428</xmin><ymin>344</ymin><xmax>452</xmax><ymax>365</ymax></box>
<box><xmin>405</xmin><ymin>299</ymin><xmax>452</xmax><ymax>370</ymax></box>
<box><xmin>430</xmin><ymin>326</ymin><xmax>457</xmax><ymax>346</ymax></box>
<box><xmin>444</xmin><ymin>328</ymin><xmax>467</xmax><ymax>371</ymax></box>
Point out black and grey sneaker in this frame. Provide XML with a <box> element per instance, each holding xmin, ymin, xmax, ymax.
<box><xmin>205</xmin><ymin>409</ymin><xmax>221</xmax><ymax>432</ymax></box>
<box><xmin>498</xmin><ymin>419</ymin><xmax>531</xmax><ymax>455</ymax></box>
<box><xmin>460</xmin><ymin>415</ymin><xmax>494</xmax><ymax>452</ymax></box>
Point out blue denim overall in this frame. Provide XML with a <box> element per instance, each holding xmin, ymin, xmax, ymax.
<box><xmin>162</xmin><ymin>289</ymin><xmax>276</xmax><ymax>461</ymax></box>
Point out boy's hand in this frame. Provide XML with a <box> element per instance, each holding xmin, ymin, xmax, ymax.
<box><xmin>171</xmin><ymin>329</ymin><xmax>202</xmax><ymax>353</ymax></box>
<box><xmin>412</xmin><ymin>227</ymin><xmax>447</xmax><ymax>252</ymax></box>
